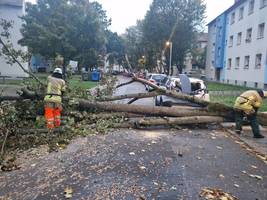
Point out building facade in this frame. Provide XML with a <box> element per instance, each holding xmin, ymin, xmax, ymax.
<box><xmin>0</xmin><ymin>0</ymin><xmax>28</xmax><ymax>78</ymax></box>
<box><xmin>206</xmin><ymin>0</ymin><xmax>267</xmax><ymax>89</ymax></box>
<box><xmin>184</xmin><ymin>32</ymin><xmax>208</xmax><ymax>76</ymax></box>
<box><xmin>206</xmin><ymin>13</ymin><xmax>227</xmax><ymax>81</ymax></box>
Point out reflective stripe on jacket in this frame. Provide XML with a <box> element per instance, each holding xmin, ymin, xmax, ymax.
<box><xmin>44</xmin><ymin>75</ymin><xmax>66</xmax><ymax>104</ymax></box>
<box><xmin>234</xmin><ymin>90</ymin><xmax>262</xmax><ymax>115</ymax></box>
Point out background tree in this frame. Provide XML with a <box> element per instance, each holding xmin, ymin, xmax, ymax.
<box><xmin>122</xmin><ymin>21</ymin><xmax>145</xmax><ymax>70</ymax></box>
<box><xmin>106</xmin><ymin>31</ymin><xmax>125</xmax><ymax>67</ymax></box>
<box><xmin>19</xmin><ymin>0</ymin><xmax>110</xmax><ymax>68</ymax></box>
<box><xmin>141</xmin><ymin>0</ymin><xmax>206</xmax><ymax>74</ymax></box>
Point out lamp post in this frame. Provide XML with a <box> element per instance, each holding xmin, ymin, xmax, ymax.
<box><xmin>166</xmin><ymin>41</ymin><xmax>172</xmax><ymax>76</ymax></box>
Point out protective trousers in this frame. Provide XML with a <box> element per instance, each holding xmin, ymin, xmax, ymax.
<box><xmin>44</xmin><ymin>103</ymin><xmax>62</xmax><ymax>129</ymax></box>
<box><xmin>235</xmin><ymin>110</ymin><xmax>260</xmax><ymax>136</ymax></box>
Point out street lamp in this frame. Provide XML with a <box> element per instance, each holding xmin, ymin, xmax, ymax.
<box><xmin>166</xmin><ymin>41</ymin><xmax>172</xmax><ymax>76</ymax></box>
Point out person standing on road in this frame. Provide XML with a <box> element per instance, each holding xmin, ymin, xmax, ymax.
<box><xmin>234</xmin><ymin>89</ymin><xmax>266</xmax><ymax>138</ymax></box>
<box><xmin>44</xmin><ymin>68</ymin><xmax>66</xmax><ymax>129</ymax></box>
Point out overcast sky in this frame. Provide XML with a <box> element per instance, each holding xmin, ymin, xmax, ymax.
<box><xmin>27</xmin><ymin>0</ymin><xmax>235</xmax><ymax>34</ymax></box>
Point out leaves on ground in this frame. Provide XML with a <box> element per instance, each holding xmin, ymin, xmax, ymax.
<box><xmin>199</xmin><ymin>187</ymin><xmax>238</xmax><ymax>200</ymax></box>
<box><xmin>64</xmin><ymin>186</ymin><xmax>73</xmax><ymax>199</ymax></box>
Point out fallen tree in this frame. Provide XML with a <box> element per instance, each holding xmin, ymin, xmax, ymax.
<box><xmin>124</xmin><ymin>116</ymin><xmax>224</xmax><ymax>127</ymax></box>
<box><xmin>78</xmin><ymin>100</ymin><xmax>218</xmax><ymax>117</ymax></box>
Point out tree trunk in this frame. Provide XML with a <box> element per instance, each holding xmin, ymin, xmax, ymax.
<box><xmin>78</xmin><ymin>100</ymin><xmax>218</xmax><ymax>117</ymax></box>
<box><xmin>135</xmin><ymin>116</ymin><xmax>224</xmax><ymax>126</ymax></box>
<box><xmin>97</xmin><ymin>91</ymin><xmax>159</xmax><ymax>101</ymax></box>
<box><xmin>112</xmin><ymin>116</ymin><xmax>224</xmax><ymax>128</ymax></box>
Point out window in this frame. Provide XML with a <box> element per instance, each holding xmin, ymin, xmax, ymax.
<box><xmin>228</xmin><ymin>58</ymin><xmax>232</xmax><ymax>69</ymax></box>
<box><xmin>229</xmin><ymin>36</ymin><xmax>234</xmax><ymax>47</ymax></box>
<box><xmin>235</xmin><ymin>57</ymin><xmax>240</xmax><ymax>69</ymax></box>
<box><xmin>248</xmin><ymin>0</ymin><xmax>255</xmax><ymax>14</ymax></box>
<box><xmin>260</xmin><ymin>0</ymin><xmax>267</xmax><ymax>8</ymax></box>
<box><xmin>231</xmin><ymin>12</ymin><xmax>235</xmax><ymax>24</ymax></box>
<box><xmin>237</xmin><ymin>32</ymin><xmax>242</xmax><ymax>45</ymax></box>
<box><xmin>244</xmin><ymin>56</ymin><xmax>250</xmax><ymax>69</ymax></box>
<box><xmin>258</xmin><ymin>23</ymin><xmax>265</xmax><ymax>39</ymax></box>
<box><xmin>218</xmin><ymin>47</ymin><xmax>221</xmax><ymax>57</ymax></box>
<box><xmin>246</xmin><ymin>28</ymin><xmax>252</xmax><ymax>43</ymax></box>
<box><xmin>239</xmin><ymin>7</ymin><xmax>244</xmax><ymax>20</ymax></box>
<box><xmin>244</xmin><ymin>81</ymin><xmax>247</xmax><ymax>87</ymax></box>
<box><xmin>255</xmin><ymin>54</ymin><xmax>262</xmax><ymax>69</ymax></box>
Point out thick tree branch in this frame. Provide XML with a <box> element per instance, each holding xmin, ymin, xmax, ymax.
<box><xmin>116</xmin><ymin>79</ymin><xmax>135</xmax><ymax>89</ymax></box>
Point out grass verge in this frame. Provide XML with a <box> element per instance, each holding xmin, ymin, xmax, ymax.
<box><xmin>206</xmin><ymin>81</ymin><xmax>250</xmax><ymax>91</ymax></box>
<box><xmin>210</xmin><ymin>95</ymin><xmax>267</xmax><ymax>112</ymax></box>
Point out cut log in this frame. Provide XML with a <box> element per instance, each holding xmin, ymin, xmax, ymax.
<box><xmin>97</xmin><ymin>91</ymin><xmax>159</xmax><ymax>101</ymax></box>
<box><xmin>78</xmin><ymin>100</ymin><xmax>218</xmax><ymax>117</ymax></box>
<box><xmin>136</xmin><ymin>116</ymin><xmax>224</xmax><ymax>126</ymax></box>
<box><xmin>112</xmin><ymin>116</ymin><xmax>224</xmax><ymax>128</ymax></box>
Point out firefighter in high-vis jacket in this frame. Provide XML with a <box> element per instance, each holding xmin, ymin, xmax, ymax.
<box><xmin>44</xmin><ymin>68</ymin><xmax>66</xmax><ymax>129</ymax></box>
<box><xmin>234</xmin><ymin>90</ymin><xmax>266</xmax><ymax>138</ymax></box>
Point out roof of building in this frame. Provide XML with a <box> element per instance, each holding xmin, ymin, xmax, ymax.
<box><xmin>207</xmin><ymin>0</ymin><xmax>246</xmax><ymax>26</ymax></box>
<box><xmin>0</xmin><ymin>0</ymin><xmax>23</xmax><ymax>7</ymax></box>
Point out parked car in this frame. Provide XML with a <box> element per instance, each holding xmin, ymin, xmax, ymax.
<box><xmin>155</xmin><ymin>75</ymin><xmax>210</xmax><ymax>107</ymax></box>
<box><xmin>145</xmin><ymin>73</ymin><xmax>167</xmax><ymax>91</ymax></box>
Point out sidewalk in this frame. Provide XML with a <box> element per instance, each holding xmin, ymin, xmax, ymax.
<box><xmin>222</xmin><ymin>122</ymin><xmax>267</xmax><ymax>156</ymax></box>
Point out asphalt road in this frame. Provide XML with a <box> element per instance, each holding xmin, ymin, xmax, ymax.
<box><xmin>1</xmin><ymin>76</ymin><xmax>267</xmax><ymax>200</ymax></box>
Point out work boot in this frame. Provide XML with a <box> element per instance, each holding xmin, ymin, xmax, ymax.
<box><xmin>253</xmin><ymin>134</ymin><xmax>265</xmax><ymax>139</ymax></box>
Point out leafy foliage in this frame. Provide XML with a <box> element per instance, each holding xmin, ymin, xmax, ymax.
<box><xmin>142</xmin><ymin>0</ymin><xmax>206</xmax><ymax>73</ymax></box>
<box><xmin>122</xmin><ymin>0</ymin><xmax>206</xmax><ymax>73</ymax></box>
<box><xmin>106</xmin><ymin>31</ymin><xmax>125</xmax><ymax>65</ymax></box>
<box><xmin>19</xmin><ymin>0</ymin><xmax>110</xmax><ymax>67</ymax></box>
<box><xmin>123</xmin><ymin>21</ymin><xmax>144</xmax><ymax>70</ymax></box>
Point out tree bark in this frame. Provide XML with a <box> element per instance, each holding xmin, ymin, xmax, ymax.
<box><xmin>78</xmin><ymin>100</ymin><xmax>217</xmax><ymax>117</ymax></box>
<box><xmin>135</xmin><ymin>116</ymin><xmax>224</xmax><ymax>126</ymax></box>
<box><xmin>97</xmin><ymin>91</ymin><xmax>159</xmax><ymax>101</ymax></box>
<box><xmin>112</xmin><ymin>116</ymin><xmax>224</xmax><ymax>128</ymax></box>
<box><xmin>116</xmin><ymin>80</ymin><xmax>135</xmax><ymax>89</ymax></box>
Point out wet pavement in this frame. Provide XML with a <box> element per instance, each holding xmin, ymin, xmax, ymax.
<box><xmin>1</xmin><ymin>129</ymin><xmax>267</xmax><ymax>200</ymax></box>
<box><xmin>1</xmin><ymin>75</ymin><xmax>267</xmax><ymax>199</ymax></box>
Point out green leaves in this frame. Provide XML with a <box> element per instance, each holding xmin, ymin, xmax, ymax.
<box><xmin>19</xmin><ymin>0</ymin><xmax>110</xmax><ymax>66</ymax></box>
<box><xmin>141</xmin><ymin>0</ymin><xmax>206</xmax><ymax>72</ymax></box>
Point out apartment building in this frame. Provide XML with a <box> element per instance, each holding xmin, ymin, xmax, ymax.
<box><xmin>184</xmin><ymin>32</ymin><xmax>208</xmax><ymax>74</ymax></box>
<box><xmin>206</xmin><ymin>13</ymin><xmax>227</xmax><ymax>81</ymax></box>
<box><xmin>206</xmin><ymin>0</ymin><xmax>267</xmax><ymax>89</ymax></box>
<box><xmin>0</xmin><ymin>0</ymin><xmax>28</xmax><ymax>77</ymax></box>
